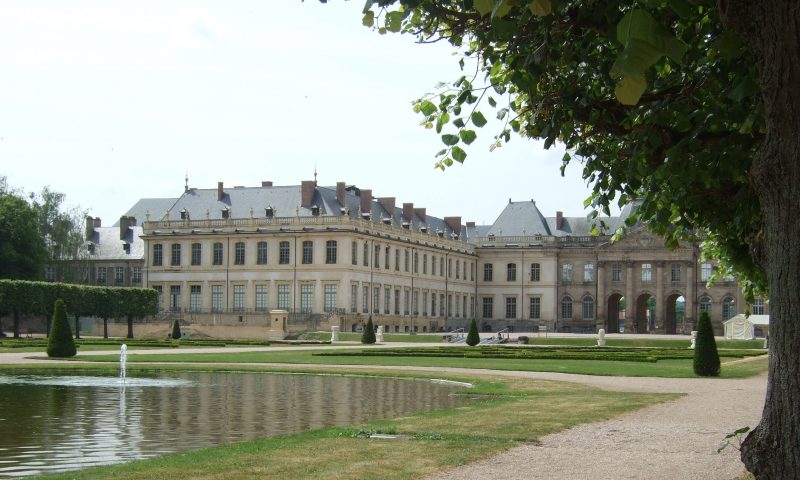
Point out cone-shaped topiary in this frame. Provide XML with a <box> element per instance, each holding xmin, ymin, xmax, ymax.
<box><xmin>361</xmin><ymin>316</ymin><xmax>376</xmax><ymax>344</ymax></box>
<box><xmin>47</xmin><ymin>299</ymin><xmax>77</xmax><ymax>358</ymax></box>
<box><xmin>466</xmin><ymin>318</ymin><xmax>480</xmax><ymax>346</ymax></box>
<box><xmin>693</xmin><ymin>311</ymin><xmax>721</xmax><ymax>376</ymax></box>
<box><xmin>171</xmin><ymin>319</ymin><xmax>181</xmax><ymax>340</ymax></box>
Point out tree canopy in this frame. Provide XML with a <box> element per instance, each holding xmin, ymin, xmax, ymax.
<box><xmin>0</xmin><ymin>190</ymin><xmax>47</xmax><ymax>280</ymax></box>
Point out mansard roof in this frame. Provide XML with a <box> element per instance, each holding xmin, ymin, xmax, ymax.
<box><xmin>87</xmin><ymin>226</ymin><xmax>145</xmax><ymax>260</ymax></box>
<box><xmin>486</xmin><ymin>200</ymin><xmax>551</xmax><ymax>237</ymax></box>
<box><xmin>116</xmin><ymin>198</ymin><xmax>177</xmax><ymax>226</ymax></box>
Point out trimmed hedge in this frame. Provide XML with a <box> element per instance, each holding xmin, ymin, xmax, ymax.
<box><xmin>361</xmin><ymin>316</ymin><xmax>376</xmax><ymax>344</ymax></box>
<box><xmin>466</xmin><ymin>318</ymin><xmax>480</xmax><ymax>346</ymax></box>
<box><xmin>694</xmin><ymin>311</ymin><xmax>721</xmax><ymax>376</ymax></box>
<box><xmin>171</xmin><ymin>320</ymin><xmax>182</xmax><ymax>340</ymax></box>
<box><xmin>47</xmin><ymin>299</ymin><xmax>76</xmax><ymax>358</ymax></box>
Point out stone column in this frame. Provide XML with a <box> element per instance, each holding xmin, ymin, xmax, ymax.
<box><xmin>685</xmin><ymin>261</ymin><xmax>695</xmax><ymax>333</ymax></box>
<box><xmin>625</xmin><ymin>261</ymin><xmax>635</xmax><ymax>332</ymax></box>
<box><xmin>655</xmin><ymin>260</ymin><xmax>665</xmax><ymax>333</ymax></box>
<box><xmin>596</xmin><ymin>261</ymin><xmax>606</xmax><ymax>329</ymax></box>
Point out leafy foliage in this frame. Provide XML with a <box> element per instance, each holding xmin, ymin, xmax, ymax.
<box><xmin>361</xmin><ymin>0</ymin><xmax>765</xmax><ymax>298</ymax></box>
<box><xmin>30</xmin><ymin>186</ymin><xmax>87</xmax><ymax>283</ymax></box>
<box><xmin>0</xmin><ymin>193</ymin><xmax>47</xmax><ymax>280</ymax></box>
<box><xmin>361</xmin><ymin>316</ymin><xmax>376</xmax><ymax>344</ymax></box>
<box><xmin>47</xmin><ymin>299</ymin><xmax>76</xmax><ymax>358</ymax></box>
<box><xmin>693</xmin><ymin>311</ymin><xmax>721</xmax><ymax>376</ymax></box>
<box><xmin>466</xmin><ymin>318</ymin><xmax>480</xmax><ymax>346</ymax></box>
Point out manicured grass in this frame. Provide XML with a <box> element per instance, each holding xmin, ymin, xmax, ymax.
<box><xmin>304</xmin><ymin>331</ymin><xmax>443</xmax><ymax>343</ymax></box>
<box><xmin>73</xmin><ymin>346</ymin><xmax>768</xmax><ymax>378</ymax></box>
<box><xmin>523</xmin><ymin>336</ymin><xmax>765</xmax><ymax>350</ymax></box>
<box><xmin>0</xmin><ymin>337</ymin><xmax>328</xmax><ymax>353</ymax></box>
<box><xmin>34</xmin><ymin>370</ymin><xmax>674</xmax><ymax>480</ymax></box>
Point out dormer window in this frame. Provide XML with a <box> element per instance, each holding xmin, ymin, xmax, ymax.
<box><xmin>383</xmin><ymin>217</ymin><xmax>392</xmax><ymax>225</ymax></box>
<box><xmin>488</xmin><ymin>233</ymin><xmax>496</xmax><ymax>241</ymax></box>
<box><xmin>311</xmin><ymin>204</ymin><xmax>320</xmax><ymax>216</ymax></box>
<box><xmin>123</xmin><ymin>243</ymin><xmax>131</xmax><ymax>254</ymax></box>
<box><xmin>180</xmin><ymin>209</ymin><xmax>189</xmax><ymax>220</ymax></box>
<box><xmin>265</xmin><ymin>206</ymin><xmax>274</xmax><ymax>218</ymax></box>
<box><xmin>87</xmin><ymin>243</ymin><xmax>95</xmax><ymax>254</ymax></box>
<box><xmin>361</xmin><ymin>212</ymin><xmax>370</xmax><ymax>219</ymax></box>
<box><xmin>437</xmin><ymin>230</ymin><xmax>444</xmax><ymax>238</ymax></box>
<box><xmin>222</xmin><ymin>207</ymin><xmax>230</xmax><ymax>219</ymax></box>
<box><xmin>402</xmin><ymin>222</ymin><xmax>410</xmax><ymax>229</ymax></box>
<box><xmin>420</xmin><ymin>226</ymin><xmax>428</xmax><ymax>233</ymax></box>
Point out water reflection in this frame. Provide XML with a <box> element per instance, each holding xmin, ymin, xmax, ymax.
<box><xmin>0</xmin><ymin>372</ymin><xmax>468</xmax><ymax>477</ymax></box>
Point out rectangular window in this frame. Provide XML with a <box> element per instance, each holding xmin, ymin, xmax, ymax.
<box><xmin>96</xmin><ymin>267</ymin><xmax>107</xmax><ymax>284</ymax></box>
<box><xmin>447</xmin><ymin>294</ymin><xmax>452</xmax><ymax>317</ymax></box>
<box><xmin>153</xmin><ymin>285</ymin><xmax>163</xmax><ymax>310</ymax></box>
<box><xmin>562</xmin><ymin>264</ymin><xmax>573</xmax><ymax>282</ymax></box>
<box><xmin>505</xmin><ymin>297</ymin><xmax>517</xmax><ymax>319</ymax></box>
<box><xmin>431</xmin><ymin>256</ymin><xmax>436</xmax><ymax>276</ymax></box>
<box><xmin>413</xmin><ymin>290</ymin><xmax>418</xmax><ymax>315</ymax></box>
<box><xmin>257</xmin><ymin>242</ymin><xmax>268</xmax><ymax>265</ymax></box>
<box><xmin>132</xmin><ymin>266</ymin><xmax>142</xmax><ymax>283</ymax></box>
<box><xmin>363</xmin><ymin>286</ymin><xmax>369</xmax><ymax>313</ymax></box>
<box><xmin>350</xmin><ymin>284</ymin><xmax>358</xmax><ymax>313</ymax></box>
<box><xmin>507</xmin><ymin>263</ymin><xmax>516</xmax><ymax>282</ymax></box>
<box><xmin>612</xmin><ymin>263</ymin><xmax>622</xmax><ymax>282</ymax></box>
<box><xmin>423</xmin><ymin>254</ymin><xmax>428</xmax><ymax>274</ymax></box>
<box><xmin>440</xmin><ymin>257</ymin><xmax>444</xmax><ymax>277</ymax></box>
<box><xmin>404</xmin><ymin>250</ymin><xmax>409</xmax><ymax>272</ymax></box>
<box><xmin>456</xmin><ymin>260</ymin><xmax>460</xmax><ymax>279</ymax></box>
<box><xmin>447</xmin><ymin>259</ymin><xmax>452</xmax><ymax>278</ymax></box>
<box><xmin>114</xmin><ymin>266</ymin><xmax>124</xmax><ymax>285</ymax></box>
<box><xmin>213</xmin><ymin>242</ymin><xmax>223</xmax><ymax>265</ymax></box>
<box><xmin>414</xmin><ymin>251</ymin><xmax>418</xmax><ymax>274</ymax></box>
<box><xmin>530</xmin><ymin>297</ymin><xmax>541</xmax><ymax>320</ymax></box>
<box><xmin>431</xmin><ymin>293</ymin><xmax>437</xmax><ymax>317</ymax></box>
<box><xmin>671</xmin><ymin>263</ymin><xmax>682</xmax><ymax>282</ymax></box>
<box><xmin>641</xmin><ymin>263</ymin><xmax>653</xmax><ymax>282</ymax></box>
<box><xmin>374</xmin><ymin>245</ymin><xmax>380</xmax><ymax>269</ymax></box>
<box><xmin>170</xmin><ymin>285</ymin><xmax>181</xmax><ymax>312</ymax></box>
<box><xmin>484</xmin><ymin>263</ymin><xmax>493</xmax><ymax>281</ymax></box>
<box><xmin>363</xmin><ymin>242</ymin><xmax>369</xmax><ymax>267</ymax></box>
<box><xmin>701</xmin><ymin>262</ymin><xmax>712</xmax><ymax>281</ymax></box>
<box><xmin>302</xmin><ymin>240</ymin><xmax>313</xmax><ymax>264</ymax></box>
<box><xmin>394</xmin><ymin>289</ymin><xmax>400</xmax><ymax>315</ymax></box>
<box><xmin>584</xmin><ymin>263</ymin><xmax>594</xmax><ymax>282</ymax></box>
<box><xmin>190</xmin><ymin>285</ymin><xmax>201</xmax><ymax>312</ymax></box>
<box><xmin>752</xmin><ymin>297</ymin><xmax>765</xmax><ymax>315</ymax></box>
<box><xmin>482</xmin><ymin>297</ymin><xmax>493</xmax><ymax>319</ymax></box>
<box><xmin>234</xmin><ymin>242</ymin><xmax>245</xmax><ymax>265</ymax></box>
<box><xmin>45</xmin><ymin>266</ymin><xmax>56</xmax><ymax>282</ymax></box>
<box><xmin>279</xmin><ymin>241</ymin><xmax>290</xmax><ymax>265</ymax></box>
<box><xmin>439</xmin><ymin>293</ymin><xmax>445</xmax><ymax>316</ymax></box>
<box><xmin>395</xmin><ymin>250</ymin><xmax>400</xmax><ymax>271</ymax></box>
<box><xmin>191</xmin><ymin>243</ymin><xmax>202</xmax><ymax>265</ymax></box>
<box><xmin>278</xmin><ymin>284</ymin><xmax>290</xmax><ymax>310</ymax></box>
<box><xmin>384</xmin><ymin>286</ymin><xmax>391</xmax><ymax>314</ymax></box>
<box><xmin>324</xmin><ymin>284</ymin><xmax>337</xmax><ymax>312</ymax></box>
<box><xmin>300</xmin><ymin>285</ymin><xmax>313</xmax><ymax>313</ymax></box>
<box><xmin>233</xmin><ymin>285</ymin><xmax>245</xmax><ymax>311</ymax></box>
<box><xmin>471</xmin><ymin>263</ymin><xmax>475</xmax><ymax>281</ymax></box>
<box><xmin>530</xmin><ymin>263</ymin><xmax>540</xmax><ymax>281</ymax></box>
<box><xmin>385</xmin><ymin>246</ymin><xmax>390</xmax><ymax>270</ymax></box>
<box><xmin>422</xmin><ymin>292</ymin><xmax>428</xmax><ymax>315</ymax></box>
<box><xmin>256</xmin><ymin>285</ymin><xmax>269</xmax><ymax>311</ymax></box>
<box><xmin>561</xmin><ymin>297</ymin><xmax>573</xmax><ymax>320</ymax></box>
<box><xmin>352</xmin><ymin>241</ymin><xmax>358</xmax><ymax>266</ymax></box>
<box><xmin>373</xmin><ymin>286</ymin><xmax>380</xmax><ymax>314</ymax></box>
<box><xmin>404</xmin><ymin>290</ymin><xmax>410</xmax><ymax>315</ymax></box>
<box><xmin>326</xmin><ymin>240</ymin><xmax>337</xmax><ymax>264</ymax></box>
<box><xmin>153</xmin><ymin>244</ymin><xmax>163</xmax><ymax>266</ymax></box>
<box><xmin>212</xmin><ymin>285</ymin><xmax>223</xmax><ymax>312</ymax></box>
<box><xmin>171</xmin><ymin>243</ymin><xmax>181</xmax><ymax>266</ymax></box>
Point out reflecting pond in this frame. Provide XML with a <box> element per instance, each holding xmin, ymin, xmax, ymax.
<box><xmin>0</xmin><ymin>371</ymin><xmax>470</xmax><ymax>477</ymax></box>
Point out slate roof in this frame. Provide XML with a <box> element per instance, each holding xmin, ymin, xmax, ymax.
<box><xmin>87</xmin><ymin>226</ymin><xmax>145</xmax><ymax>260</ymax></box>
<box><xmin>486</xmin><ymin>201</ymin><xmax>552</xmax><ymax>237</ymax></box>
<box><xmin>115</xmin><ymin>198</ymin><xmax>177</xmax><ymax>226</ymax></box>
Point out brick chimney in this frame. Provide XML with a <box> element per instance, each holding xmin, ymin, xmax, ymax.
<box><xmin>119</xmin><ymin>216</ymin><xmax>135</xmax><ymax>240</ymax></box>
<box><xmin>378</xmin><ymin>197</ymin><xmax>396</xmax><ymax>217</ymax></box>
<box><xmin>217</xmin><ymin>182</ymin><xmax>224</xmax><ymax>201</ymax></box>
<box><xmin>414</xmin><ymin>207</ymin><xmax>426</xmax><ymax>223</ymax></box>
<box><xmin>445</xmin><ymin>216</ymin><xmax>462</xmax><ymax>236</ymax></box>
<box><xmin>336</xmin><ymin>182</ymin><xmax>346</xmax><ymax>206</ymax></box>
<box><xmin>301</xmin><ymin>180</ymin><xmax>315</xmax><ymax>207</ymax></box>
<box><xmin>556</xmin><ymin>211</ymin><xmax>564</xmax><ymax>230</ymax></box>
<box><xmin>261</xmin><ymin>181</ymin><xmax>273</xmax><ymax>187</ymax></box>
<box><xmin>359</xmin><ymin>188</ymin><xmax>372</xmax><ymax>214</ymax></box>
<box><xmin>403</xmin><ymin>203</ymin><xmax>414</xmax><ymax>223</ymax></box>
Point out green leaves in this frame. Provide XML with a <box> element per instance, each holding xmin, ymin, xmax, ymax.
<box><xmin>611</xmin><ymin>9</ymin><xmax>688</xmax><ymax>105</ymax></box>
<box><xmin>459</xmin><ymin>129</ymin><xmax>477</xmax><ymax>145</ymax></box>
<box><xmin>441</xmin><ymin>134</ymin><xmax>460</xmax><ymax>146</ymax></box>
<box><xmin>471</xmin><ymin>111</ymin><xmax>488</xmax><ymax>127</ymax></box>
<box><xmin>473</xmin><ymin>0</ymin><xmax>493</xmax><ymax>17</ymax></box>
<box><xmin>528</xmin><ymin>0</ymin><xmax>551</xmax><ymax>17</ymax></box>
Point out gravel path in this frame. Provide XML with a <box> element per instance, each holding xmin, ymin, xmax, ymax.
<box><xmin>0</xmin><ymin>346</ymin><xmax>766</xmax><ymax>479</ymax></box>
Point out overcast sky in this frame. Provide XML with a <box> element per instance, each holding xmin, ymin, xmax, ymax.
<box><xmin>0</xmin><ymin>1</ymin><xmax>602</xmax><ymax>227</ymax></box>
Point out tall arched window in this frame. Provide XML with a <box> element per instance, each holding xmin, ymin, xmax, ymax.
<box><xmin>699</xmin><ymin>296</ymin><xmax>712</xmax><ymax>315</ymax></box>
<box><xmin>561</xmin><ymin>296</ymin><xmax>573</xmax><ymax>320</ymax></box>
<box><xmin>723</xmin><ymin>296</ymin><xmax>736</xmax><ymax>320</ymax></box>
<box><xmin>752</xmin><ymin>297</ymin><xmax>765</xmax><ymax>315</ymax></box>
<box><xmin>582</xmin><ymin>295</ymin><xmax>594</xmax><ymax>320</ymax></box>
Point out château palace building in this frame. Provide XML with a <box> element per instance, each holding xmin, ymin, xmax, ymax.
<box><xmin>83</xmin><ymin>179</ymin><xmax>765</xmax><ymax>336</ymax></box>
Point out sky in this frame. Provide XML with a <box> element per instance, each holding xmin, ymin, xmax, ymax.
<box><xmin>0</xmin><ymin>1</ymin><xmax>603</xmax><ymax>227</ymax></box>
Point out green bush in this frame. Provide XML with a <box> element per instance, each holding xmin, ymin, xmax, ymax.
<box><xmin>47</xmin><ymin>299</ymin><xmax>76</xmax><ymax>358</ymax></box>
<box><xmin>694</xmin><ymin>311</ymin><xmax>721</xmax><ymax>376</ymax></box>
<box><xmin>466</xmin><ymin>318</ymin><xmax>480</xmax><ymax>346</ymax></box>
<box><xmin>171</xmin><ymin>319</ymin><xmax>181</xmax><ymax>340</ymax></box>
<box><xmin>361</xmin><ymin>316</ymin><xmax>376</xmax><ymax>344</ymax></box>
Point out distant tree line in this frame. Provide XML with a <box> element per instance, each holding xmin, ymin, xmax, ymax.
<box><xmin>0</xmin><ymin>280</ymin><xmax>158</xmax><ymax>338</ymax></box>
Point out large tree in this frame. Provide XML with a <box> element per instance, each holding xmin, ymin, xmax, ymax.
<box><xmin>30</xmin><ymin>187</ymin><xmax>87</xmax><ymax>283</ymax></box>
<box><xmin>356</xmin><ymin>0</ymin><xmax>798</xmax><ymax>477</ymax></box>
<box><xmin>0</xmin><ymin>191</ymin><xmax>47</xmax><ymax>280</ymax></box>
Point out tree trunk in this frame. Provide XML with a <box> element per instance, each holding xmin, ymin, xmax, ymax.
<box><xmin>719</xmin><ymin>1</ymin><xmax>800</xmax><ymax>477</ymax></box>
<box><xmin>126</xmin><ymin>315</ymin><xmax>134</xmax><ymax>339</ymax></box>
<box><xmin>103</xmin><ymin>317</ymin><xmax>108</xmax><ymax>339</ymax></box>
<box><xmin>74</xmin><ymin>314</ymin><xmax>80</xmax><ymax>339</ymax></box>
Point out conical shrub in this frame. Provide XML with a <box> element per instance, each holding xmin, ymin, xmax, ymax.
<box><xmin>361</xmin><ymin>316</ymin><xmax>376</xmax><ymax>344</ymax></box>
<box><xmin>466</xmin><ymin>318</ymin><xmax>480</xmax><ymax>346</ymax></box>
<box><xmin>171</xmin><ymin>319</ymin><xmax>182</xmax><ymax>340</ymax></box>
<box><xmin>693</xmin><ymin>311</ymin><xmax>721</xmax><ymax>376</ymax></box>
<box><xmin>47</xmin><ymin>299</ymin><xmax>76</xmax><ymax>358</ymax></box>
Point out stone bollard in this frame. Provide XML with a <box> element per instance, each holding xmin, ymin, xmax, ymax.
<box><xmin>597</xmin><ymin>328</ymin><xmax>606</xmax><ymax>347</ymax></box>
<box><xmin>690</xmin><ymin>330</ymin><xmax>698</xmax><ymax>349</ymax></box>
<box><xmin>376</xmin><ymin>325</ymin><xmax>384</xmax><ymax>343</ymax></box>
<box><xmin>331</xmin><ymin>325</ymin><xmax>340</xmax><ymax>342</ymax></box>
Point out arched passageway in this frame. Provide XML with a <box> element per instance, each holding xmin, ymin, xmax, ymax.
<box><xmin>664</xmin><ymin>294</ymin><xmax>685</xmax><ymax>334</ymax></box>
<box><xmin>635</xmin><ymin>293</ymin><xmax>656</xmax><ymax>333</ymax></box>
<box><xmin>606</xmin><ymin>293</ymin><xmax>624</xmax><ymax>333</ymax></box>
